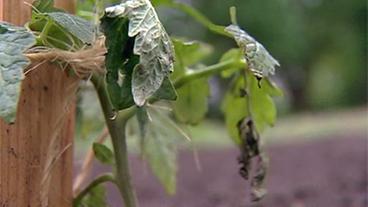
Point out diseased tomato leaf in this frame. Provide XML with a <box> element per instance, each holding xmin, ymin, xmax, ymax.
<box><xmin>106</xmin><ymin>0</ymin><xmax>175</xmax><ymax>106</ymax></box>
<box><xmin>237</xmin><ymin>118</ymin><xmax>268</xmax><ymax>201</ymax></box>
<box><xmin>225</xmin><ymin>24</ymin><xmax>279</xmax><ymax>79</ymax></box>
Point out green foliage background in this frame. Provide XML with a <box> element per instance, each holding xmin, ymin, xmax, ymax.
<box><xmin>154</xmin><ymin>0</ymin><xmax>366</xmax><ymax>111</ymax></box>
<box><xmin>77</xmin><ymin>0</ymin><xmax>367</xmax><ymax>112</ymax></box>
<box><xmin>71</xmin><ymin>0</ymin><xmax>366</xmax><ymax>204</ymax></box>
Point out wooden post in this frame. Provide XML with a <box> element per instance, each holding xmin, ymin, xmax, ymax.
<box><xmin>0</xmin><ymin>0</ymin><xmax>77</xmax><ymax>207</ymax></box>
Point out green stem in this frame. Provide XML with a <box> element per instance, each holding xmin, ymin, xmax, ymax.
<box><xmin>174</xmin><ymin>59</ymin><xmax>245</xmax><ymax>89</ymax></box>
<box><xmin>38</xmin><ymin>19</ymin><xmax>53</xmax><ymax>46</ymax></box>
<box><xmin>243</xmin><ymin>70</ymin><xmax>255</xmax><ymax>117</ymax></box>
<box><xmin>167</xmin><ymin>2</ymin><xmax>232</xmax><ymax>38</ymax></box>
<box><xmin>229</xmin><ymin>6</ymin><xmax>238</xmax><ymax>25</ymax></box>
<box><xmin>91</xmin><ymin>75</ymin><xmax>138</xmax><ymax>207</ymax></box>
<box><xmin>73</xmin><ymin>173</ymin><xmax>116</xmax><ymax>206</ymax></box>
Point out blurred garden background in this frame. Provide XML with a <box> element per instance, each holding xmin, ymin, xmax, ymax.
<box><xmin>74</xmin><ymin>0</ymin><xmax>367</xmax><ymax>206</ymax></box>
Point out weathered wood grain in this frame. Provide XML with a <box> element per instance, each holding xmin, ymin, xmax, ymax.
<box><xmin>0</xmin><ymin>1</ymin><xmax>77</xmax><ymax>206</ymax></box>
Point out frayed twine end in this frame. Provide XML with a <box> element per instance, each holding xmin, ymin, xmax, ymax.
<box><xmin>25</xmin><ymin>37</ymin><xmax>107</xmax><ymax>79</ymax></box>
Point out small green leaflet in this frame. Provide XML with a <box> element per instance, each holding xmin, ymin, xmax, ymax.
<box><xmin>46</xmin><ymin>12</ymin><xmax>94</xmax><ymax>45</ymax></box>
<box><xmin>93</xmin><ymin>143</ymin><xmax>115</xmax><ymax>165</ymax></box>
<box><xmin>105</xmin><ymin>0</ymin><xmax>175</xmax><ymax>106</ymax></box>
<box><xmin>78</xmin><ymin>184</ymin><xmax>109</xmax><ymax>207</ymax></box>
<box><xmin>174</xmin><ymin>78</ymin><xmax>209</xmax><ymax>125</ymax></box>
<box><xmin>225</xmin><ymin>25</ymin><xmax>279</xmax><ymax>78</ymax></box>
<box><xmin>222</xmin><ymin>73</ymin><xmax>282</xmax><ymax>143</ymax></box>
<box><xmin>30</xmin><ymin>0</ymin><xmax>94</xmax><ymax>48</ymax></box>
<box><xmin>220</xmin><ymin>48</ymin><xmax>244</xmax><ymax>78</ymax></box>
<box><xmin>171</xmin><ymin>40</ymin><xmax>212</xmax><ymax>124</ymax></box>
<box><xmin>221</xmin><ymin>77</ymin><xmax>248</xmax><ymax>145</ymax></box>
<box><xmin>139</xmin><ymin>108</ymin><xmax>187</xmax><ymax>195</ymax></box>
<box><xmin>28</xmin><ymin>11</ymin><xmax>94</xmax><ymax>50</ymax></box>
<box><xmin>247</xmin><ymin>73</ymin><xmax>282</xmax><ymax>133</ymax></box>
<box><xmin>171</xmin><ymin>39</ymin><xmax>213</xmax><ymax>79</ymax></box>
<box><xmin>0</xmin><ymin>22</ymin><xmax>36</xmax><ymax>123</ymax></box>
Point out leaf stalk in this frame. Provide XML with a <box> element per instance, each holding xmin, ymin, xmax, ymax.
<box><xmin>167</xmin><ymin>2</ymin><xmax>232</xmax><ymax>38</ymax></box>
<box><xmin>73</xmin><ymin>173</ymin><xmax>116</xmax><ymax>206</ymax></box>
<box><xmin>174</xmin><ymin>58</ymin><xmax>245</xmax><ymax>89</ymax></box>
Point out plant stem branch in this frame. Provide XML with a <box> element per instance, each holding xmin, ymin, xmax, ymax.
<box><xmin>167</xmin><ymin>2</ymin><xmax>232</xmax><ymax>38</ymax></box>
<box><xmin>91</xmin><ymin>75</ymin><xmax>138</xmax><ymax>207</ymax></box>
<box><xmin>88</xmin><ymin>54</ymin><xmax>243</xmax><ymax>207</ymax></box>
<box><xmin>73</xmin><ymin>127</ymin><xmax>109</xmax><ymax>196</ymax></box>
<box><xmin>174</xmin><ymin>59</ymin><xmax>245</xmax><ymax>89</ymax></box>
<box><xmin>73</xmin><ymin>173</ymin><xmax>116</xmax><ymax>206</ymax></box>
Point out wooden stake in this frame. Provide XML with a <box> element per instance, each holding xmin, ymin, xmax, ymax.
<box><xmin>0</xmin><ymin>1</ymin><xmax>77</xmax><ymax>206</ymax></box>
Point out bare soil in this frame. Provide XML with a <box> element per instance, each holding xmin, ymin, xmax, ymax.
<box><xmin>87</xmin><ymin>134</ymin><xmax>367</xmax><ymax>207</ymax></box>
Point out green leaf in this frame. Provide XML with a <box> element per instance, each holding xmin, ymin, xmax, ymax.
<box><xmin>263</xmin><ymin>78</ymin><xmax>283</xmax><ymax>97</ymax></box>
<box><xmin>106</xmin><ymin>0</ymin><xmax>175</xmax><ymax>106</ymax></box>
<box><xmin>79</xmin><ymin>184</ymin><xmax>108</xmax><ymax>207</ymax></box>
<box><xmin>46</xmin><ymin>12</ymin><xmax>94</xmax><ymax>44</ymax></box>
<box><xmin>247</xmin><ymin>73</ymin><xmax>277</xmax><ymax>133</ymax></box>
<box><xmin>220</xmin><ymin>48</ymin><xmax>243</xmax><ymax>78</ymax></box>
<box><xmin>171</xmin><ymin>39</ymin><xmax>212</xmax><ymax>79</ymax></box>
<box><xmin>28</xmin><ymin>12</ymin><xmax>92</xmax><ymax>50</ymax></box>
<box><xmin>221</xmin><ymin>77</ymin><xmax>249</xmax><ymax>145</ymax></box>
<box><xmin>32</xmin><ymin>0</ymin><xmax>63</xmax><ymax>13</ymax></box>
<box><xmin>101</xmin><ymin>15</ymin><xmax>137</xmax><ymax>110</ymax></box>
<box><xmin>225</xmin><ymin>24</ymin><xmax>279</xmax><ymax>78</ymax></box>
<box><xmin>173</xmin><ymin>77</ymin><xmax>209</xmax><ymax>125</ymax></box>
<box><xmin>152</xmin><ymin>77</ymin><xmax>177</xmax><ymax>101</ymax></box>
<box><xmin>0</xmin><ymin>22</ymin><xmax>36</xmax><ymax>123</ymax></box>
<box><xmin>173</xmin><ymin>39</ymin><xmax>212</xmax><ymax>69</ymax></box>
<box><xmin>93</xmin><ymin>143</ymin><xmax>114</xmax><ymax>165</ymax></box>
<box><xmin>222</xmin><ymin>74</ymin><xmax>281</xmax><ymax>141</ymax></box>
<box><xmin>170</xmin><ymin>39</ymin><xmax>212</xmax><ymax>124</ymax></box>
<box><xmin>151</xmin><ymin>0</ymin><xmax>173</xmax><ymax>7</ymax></box>
<box><xmin>141</xmin><ymin>109</ymin><xmax>186</xmax><ymax>195</ymax></box>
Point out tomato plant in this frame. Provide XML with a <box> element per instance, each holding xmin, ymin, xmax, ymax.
<box><xmin>0</xmin><ymin>0</ymin><xmax>282</xmax><ymax>206</ymax></box>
